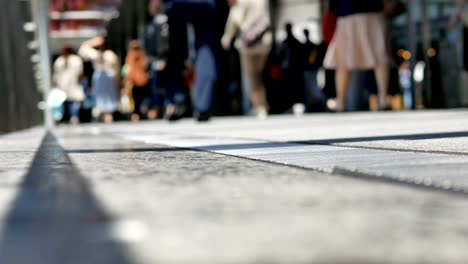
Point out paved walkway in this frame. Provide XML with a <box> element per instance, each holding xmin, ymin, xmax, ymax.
<box><xmin>1</xmin><ymin>110</ymin><xmax>468</xmax><ymax>263</ymax></box>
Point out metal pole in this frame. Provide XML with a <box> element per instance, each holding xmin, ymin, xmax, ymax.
<box><xmin>407</xmin><ymin>0</ymin><xmax>418</xmax><ymax>110</ymax></box>
<box><xmin>30</xmin><ymin>0</ymin><xmax>53</xmax><ymax>129</ymax></box>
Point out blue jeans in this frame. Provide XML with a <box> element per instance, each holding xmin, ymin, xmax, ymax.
<box><xmin>166</xmin><ymin>3</ymin><xmax>217</xmax><ymax>113</ymax></box>
<box><xmin>67</xmin><ymin>101</ymin><xmax>81</xmax><ymax>118</ymax></box>
<box><xmin>304</xmin><ymin>70</ymin><xmax>324</xmax><ymax>101</ymax></box>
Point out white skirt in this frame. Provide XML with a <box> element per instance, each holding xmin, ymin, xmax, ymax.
<box><xmin>324</xmin><ymin>13</ymin><xmax>390</xmax><ymax>70</ymax></box>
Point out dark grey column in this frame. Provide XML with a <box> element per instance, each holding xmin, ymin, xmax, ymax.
<box><xmin>0</xmin><ymin>0</ymin><xmax>43</xmax><ymax>133</ymax></box>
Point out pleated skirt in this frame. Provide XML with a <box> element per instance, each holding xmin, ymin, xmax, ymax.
<box><xmin>324</xmin><ymin>13</ymin><xmax>390</xmax><ymax>70</ymax></box>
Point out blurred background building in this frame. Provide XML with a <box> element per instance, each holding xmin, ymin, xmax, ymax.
<box><xmin>1</xmin><ymin>0</ymin><xmax>467</xmax><ymax>132</ymax></box>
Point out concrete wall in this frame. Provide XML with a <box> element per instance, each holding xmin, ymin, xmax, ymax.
<box><xmin>0</xmin><ymin>0</ymin><xmax>43</xmax><ymax>133</ymax></box>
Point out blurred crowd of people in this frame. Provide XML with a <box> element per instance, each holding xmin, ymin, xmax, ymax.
<box><xmin>51</xmin><ymin>0</ymin><xmax>413</xmax><ymax>124</ymax></box>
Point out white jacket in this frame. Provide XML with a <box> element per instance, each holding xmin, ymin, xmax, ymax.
<box><xmin>53</xmin><ymin>55</ymin><xmax>85</xmax><ymax>102</ymax></box>
<box><xmin>222</xmin><ymin>0</ymin><xmax>272</xmax><ymax>54</ymax></box>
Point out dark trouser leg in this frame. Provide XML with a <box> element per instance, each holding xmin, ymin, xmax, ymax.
<box><xmin>191</xmin><ymin>5</ymin><xmax>217</xmax><ymax>114</ymax></box>
<box><xmin>464</xmin><ymin>27</ymin><xmax>468</xmax><ymax>72</ymax></box>
<box><xmin>166</xmin><ymin>5</ymin><xmax>188</xmax><ymax>106</ymax></box>
<box><xmin>132</xmin><ymin>85</ymin><xmax>150</xmax><ymax>117</ymax></box>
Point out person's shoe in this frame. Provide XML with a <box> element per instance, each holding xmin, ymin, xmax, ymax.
<box><xmin>167</xmin><ymin>111</ymin><xmax>184</xmax><ymax>122</ymax></box>
<box><xmin>147</xmin><ymin>108</ymin><xmax>161</xmax><ymax>120</ymax></box>
<box><xmin>131</xmin><ymin>113</ymin><xmax>141</xmax><ymax>122</ymax></box>
<box><xmin>378</xmin><ymin>96</ymin><xmax>392</xmax><ymax>111</ymax></box>
<box><xmin>103</xmin><ymin>113</ymin><xmax>114</xmax><ymax>124</ymax></box>
<box><xmin>70</xmin><ymin>116</ymin><xmax>79</xmax><ymax>125</ymax></box>
<box><xmin>255</xmin><ymin>107</ymin><xmax>268</xmax><ymax>120</ymax></box>
<box><xmin>378</xmin><ymin>104</ymin><xmax>393</xmax><ymax>111</ymax></box>
<box><xmin>165</xmin><ymin>104</ymin><xmax>185</xmax><ymax>122</ymax></box>
<box><xmin>196</xmin><ymin>112</ymin><xmax>211</xmax><ymax>122</ymax></box>
<box><xmin>326</xmin><ymin>99</ymin><xmax>345</xmax><ymax>113</ymax></box>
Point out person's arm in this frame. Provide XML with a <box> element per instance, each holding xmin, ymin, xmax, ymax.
<box><xmin>124</xmin><ymin>52</ymin><xmax>133</xmax><ymax>68</ymax></box>
<box><xmin>76</xmin><ymin>57</ymin><xmax>84</xmax><ymax>77</ymax></box>
<box><xmin>52</xmin><ymin>58</ymin><xmax>61</xmax><ymax>87</ymax></box>
<box><xmin>78</xmin><ymin>37</ymin><xmax>103</xmax><ymax>61</ymax></box>
<box><xmin>222</xmin><ymin>6</ymin><xmax>241</xmax><ymax>50</ymax></box>
<box><xmin>110</xmin><ymin>52</ymin><xmax>121</xmax><ymax>84</ymax></box>
<box><xmin>141</xmin><ymin>54</ymin><xmax>148</xmax><ymax>71</ymax></box>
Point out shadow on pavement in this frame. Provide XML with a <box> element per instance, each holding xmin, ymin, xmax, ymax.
<box><xmin>0</xmin><ymin>132</ymin><xmax>134</xmax><ymax>264</ymax></box>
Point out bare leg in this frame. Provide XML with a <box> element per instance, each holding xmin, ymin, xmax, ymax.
<box><xmin>240</xmin><ymin>53</ymin><xmax>268</xmax><ymax>117</ymax></box>
<box><xmin>336</xmin><ymin>68</ymin><xmax>352</xmax><ymax>112</ymax></box>
<box><xmin>374</xmin><ymin>64</ymin><xmax>390</xmax><ymax>109</ymax></box>
<box><xmin>250</xmin><ymin>54</ymin><xmax>269</xmax><ymax>117</ymax></box>
<box><xmin>103</xmin><ymin>113</ymin><xmax>113</xmax><ymax>124</ymax></box>
<box><xmin>131</xmin><ymin>113</ymin><xmax>140</xmax><ymax>122</ymax></box>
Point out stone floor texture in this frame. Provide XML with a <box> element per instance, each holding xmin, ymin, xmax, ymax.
<box><xmin>1</xmin><ymin>110</ymin><xmax>468</xmax><ymax>263</ymax></box>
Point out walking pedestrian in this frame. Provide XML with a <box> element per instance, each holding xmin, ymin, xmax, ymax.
<box><xmin>145</xmin><ymin>0</ymin><xmax>166</xmax><ymax>119</ymax></box>
<box><xmin>53</xmin><ymin>46</ymin><xmax>85</xmax><ymax>124</ymax></box>
<box><xmin>323</xmin><ymin>0</ymin><xmax>391</xmax><ymax>112</ymax></box>
<box><xmin>79</xmin><ymin>37</ymin><xmax>120</xmax><ymax>123</ymax></box>
<box><xmin>222</xmin><ymin>0</ymin><xmax>272</xmax><ymax>119</ymax></box>
<box><xmin>125</xmin><ymin>40</ymin><xmax>151</xmax><ymax>121</ymax></box>
<box><xmin>301</xmin><ymin>29</ymin><xmax>327</xmax><ymax>111</ymax></box>
<box><xmin>152</xmin><ymin>0</ymin><xmax>218</xmax><ymax>122</ymax></box>
<box><xmin>279</xmin><ymin>23</ymin><xmax>304</xmax><ymax>112</ymax></box>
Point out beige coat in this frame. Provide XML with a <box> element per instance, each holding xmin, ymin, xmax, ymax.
<box><xmin>222</xmin><ymin>0</ymin><xmax>272</xmax><ymax>54</ymax></box>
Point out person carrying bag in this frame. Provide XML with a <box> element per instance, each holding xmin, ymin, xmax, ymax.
<box><xmin>222</xmin><ymin>0</ymin><xmax>273</xmax><ymax>118</ymax></box>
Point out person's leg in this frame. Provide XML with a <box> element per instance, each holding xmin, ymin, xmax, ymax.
<box><xmin>304</xmin><ymin>70</ymin><xmax>325</xmax><ymax>111</ymax></box>
<box><xmin>192</xmin><ymin>4</ymin><xmax>217</xmax><ymax>115</ymax></box>
<box><xmin>103</xmin><ymin>113</ymin><xmax>113</xmax><ymax>124</ymax></box>
<box><xmin>239</xmin><ymin>53</ymin><xmax>256</xmax><ymax>115</ymax></box>
<box><xmin>239</xmin><ymin>53</ymin><xmax>253</xmax><ymax>115</ymax></box>
<box><xmin>68</xmin><ymin>101</ymin><xmax>80</xmax><ymax>124</ymax></box>
<box><xmin>165</xmin><ymin>4</ymin><xmax>188</xmax><ymax>118</ymax></box>
<box><xmin>250</xmin><ymin>53</ymin><xmax>269</xmax><ymax>116</ymax></box>
<box><xmin>335</xmin><ymin>68</ymin><xmax>352</xmax><ymax>112</ymax></box>
<box><xmin>148</xmin><ymin>71</ymin><xmax>162</xmax><ymax>119</ymax></box>
<box><xmin>132</xmin><ymin>86</ymin><xmax>145</xmax><ymax>121</ymax></box>
<box><xmin>374</xmin><ymin>64</ymin><xmax>390</xmax><ymax>109</ymax></box>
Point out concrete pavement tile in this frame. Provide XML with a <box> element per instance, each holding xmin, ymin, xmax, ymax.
<box><xmin>56</xmin><ymin>131</ymin><xmax>468</xmax><ymax>264</ymax></box>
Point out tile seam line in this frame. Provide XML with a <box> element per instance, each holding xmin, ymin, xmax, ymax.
<box><xmin>111</xmin><ymin>130</ymin><xmax>468</xmax><ymax>157</ymax></box>
<box><xmin>196</xmin><ymin>150</ymin><xmax>468</xmax><ymax>198</ymax></box>
<box><xmin>107</xmin><ymin>132</ymin><xmax>468</xmax><ymax>198</ymax></box>
<box><xmin>298</xmin><ymin>142</ymin><xmax>468</xmax><ymax>157</ymax></box>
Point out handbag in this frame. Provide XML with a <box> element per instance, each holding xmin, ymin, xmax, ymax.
<box><xmin>241</xmin><ymin>15</ymin><xmax>271</xmax><ymax>47</ymax></box>
<box><xmin>383</xmin><ymin>0</ymin><xmax>406</xmax><ymax>19</ymax></box>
